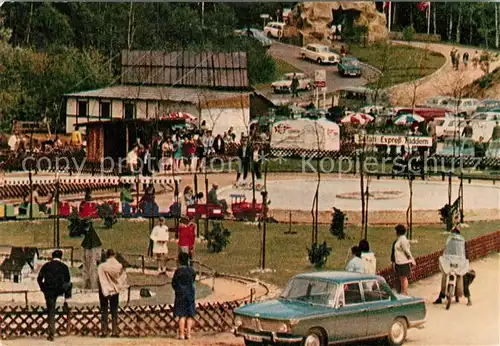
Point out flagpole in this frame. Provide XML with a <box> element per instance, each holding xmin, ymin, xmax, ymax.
<box><xmin>427</xmin><ymin>3</ymin><xmax>431</xmax><ymax>35</ymax></box>
<box><xmin>388</xmin><ymin>2</ymin><xmax>392</xmax><ymax>32</ymax></box>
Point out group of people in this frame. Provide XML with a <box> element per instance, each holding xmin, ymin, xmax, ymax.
<box><xmin>38</xmin><ymin>237</ymin><xmax>198</xmax><ymax>341</ymax></box>
<box><xmin>450</xmin><ymin>48</ymin><xmax>491</xmax><ymax>73</ymax></box>
<box><xmin>126</xmin><ymin>126</ymin><xmax>240</xmax><ymax>175</ymax></box>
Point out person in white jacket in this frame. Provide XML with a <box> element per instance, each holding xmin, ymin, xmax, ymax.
<box><xmin>392</xmin><ymin>224</ymin><xmax>416</xmax><ymax>295</ymax></box>
<box><xmin>150</xmin><ymin>217</ymin><xmax>169</xmax><ymax>274</ymax></box>
<box><xmin>97</xmin><ymin>249</ymin><xmax>127</xmax><ymax>338</ymax></box>
<box><xmin>359</xmin><ymin>239</ymin><xmax>377</xmax><ymax>275</ymax></box>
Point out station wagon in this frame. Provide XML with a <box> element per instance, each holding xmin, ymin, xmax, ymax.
<box><xmin>234</xmin><ymin>272</ymin><xmax>426</xmax><ymax>346</ymax></box>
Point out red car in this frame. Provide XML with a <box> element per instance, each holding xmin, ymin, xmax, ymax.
<box><xmin>186</xmin><ymin>203</ymin><xmax>224</xmax><ymax>219</ymax></box>
<box><xmin>396</xmin><ymin>107</ymin><xmax>449</xmax><ymax>121</ymax></box>
<box><xmin>230</xmin><ymin>194</ymin><xmax>263</xmax><ymax>221</ymax></box>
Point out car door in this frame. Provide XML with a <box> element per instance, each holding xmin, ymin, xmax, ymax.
<box><xmin>328</xmin><ymin>282</ymin><xmax>367</xmax><ymax>342</ymax></box>
<box><xmin>361</xmin><ymin>279</ymin><xmax>394</xmax><ymax>337</ymax></box>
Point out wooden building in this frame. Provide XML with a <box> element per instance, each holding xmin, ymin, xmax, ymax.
<box><xmin>65</xmin><ymin>50</ymin><xmax>252</xmax><ymax>137</ymax></box>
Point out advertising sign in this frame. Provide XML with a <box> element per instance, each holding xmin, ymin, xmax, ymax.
<box><xmin>354</xmin><ymin>134</ymin><xmax>433</xmax><ymax>147</ymax></box>
<box><xmin>271</xmin><ymin>118</ymin><xmax>340</xmax><ymax>151</ymax></box>
<box><xmin>314</xmin><ymin>69</ymin><xmax>326</xmax><ymax>88</ymax></box>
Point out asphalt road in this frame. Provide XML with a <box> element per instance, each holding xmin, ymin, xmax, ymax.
<box><xmin>260</xmin><ymin>40</ymin><xmax>368</xmax><ymax>104</ymax></box>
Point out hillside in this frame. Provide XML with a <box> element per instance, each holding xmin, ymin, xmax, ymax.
<box><xmin>462</xmin><ymin>67</ymin><xmax>500</xmax><ymax>99</ymax></box>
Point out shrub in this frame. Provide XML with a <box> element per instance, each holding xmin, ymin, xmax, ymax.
<box><xmin>307</xmin><ymin>241</ymin><xmax>332</xmax><ymax>269</ymax></box>
<box><xmin>206</xmin><ymin>222</ymin><xmax>231</xmax><ymax>253</ymax></box>
<box><xmin>68</xmin><ymin>209</ymin><xmax>93</xmax><ymax>237</ymax></box>
<box><xmin>330</xmin><ymin>207</ymin><xmax>347</xmax><ymax>240</ymax></box>
<box><xmin>402</xmin><ymin>25</ymin><xmax>416</xmax><ymax>43</ymax></box>
<box><xmin>311</xmin><ymin>31</ymin><xmax>325</xmax><ymax>41</ymax></box>
<box><xmin>97</xmin><ymin>202</ymin><xmax>117</xmax><ymax>229</ymax></box>
<box><xmin>439</xmin><ymin>204</ymin><xmax>456</xmax><ymax>232</ymax></box>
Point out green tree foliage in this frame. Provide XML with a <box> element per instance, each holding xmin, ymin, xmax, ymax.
<box><xmin>307</xmin><ymin>241</ymin><xmax>332</xmax><ymax>269</ymax></box>
<box><xmin>206</xmin><ymin>222</ymin><xmax>231</xmax><ymax>253</ymax></box>
<box><xmin>0</xmin><ymin>43</ymin><xmax>113</xmax><ymax>129</ymax></box>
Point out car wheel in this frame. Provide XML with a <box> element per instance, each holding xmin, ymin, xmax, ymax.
<box><xmin>302</xmin><ymin>328</ymin><xmax>326</xmax><ymax>346</ymax></box>
<box><xmin>316</xmin><ymin>58</ymin><xmax>322</xmax><ymax>64</ymax></box>
<box><xmin>267</xmin><ymin>32</ymin><xmax>272</xmax><ymax>38</ymax></box>
<box><xmin>301</xmin><ymin>53</ymin><xmax>306</xmax><ymax>60</ymax></box>
<box><xmin>387</xmin><ymin>317</ymin><xmax>408</xmax><ymax>346</ymax></box>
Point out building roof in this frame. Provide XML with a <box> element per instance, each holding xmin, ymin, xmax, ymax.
<box><xmin>121</xmin><ymin>50</ymin><xmax>249</xmax><ymax>89</ymax></box>
<box><xmin>65</xmin><ymin>85</ymin><xmax>251</xmax><ymax>104</ymax></box>
<box><xmin>294</xmin><ymin>271</ymin><xmax>380</xmax><ymax>283</ymax></box>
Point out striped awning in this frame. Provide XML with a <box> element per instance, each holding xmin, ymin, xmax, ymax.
<box><xmin>0</xmin><ymin>176</ymin><xmax>181</xmax><ymax>186</ymax></box>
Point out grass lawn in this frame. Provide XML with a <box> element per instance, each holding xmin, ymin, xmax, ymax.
<box><xmin>1</xmin><ymin>219</ymin><xmax>499</xmax><ymax>288</ymax></box>
<box><xmin>333</xmin><ymin>43</ymin><xmax>446</xmax><ymax>88</ymax></box>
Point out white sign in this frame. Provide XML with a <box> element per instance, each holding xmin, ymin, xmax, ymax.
<box><xmin>314</xmin><ymin>69</ymin><xmax>327</xmax><ymax>88</ymax></box>
<box><xmin>260</xmin><ymin>14</ymin><xmax>270</xmax><ymax>19</ymax></box>
<box><xmin>354</xmin><ymin>134</ymin><xmax>433</xmax><ymax>147</ymax></box>
<box><xmin>271</xmin><ymin>119</ymin><xmax>340</xmax><ymax>151</ymax></box>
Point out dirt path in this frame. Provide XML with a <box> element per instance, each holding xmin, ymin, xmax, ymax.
<box><xmin>389</xmin><ymin>41</ymin><xmax>500</xmax><ymax>106</ymax></box>
<box><xmin>4</xmin><ymin>254</ymin><xmax>498</xmax><ymax>346</ymax></box>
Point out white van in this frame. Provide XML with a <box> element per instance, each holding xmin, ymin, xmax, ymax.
<box><xmin>263</xmin><ymin>22</ymin><xmax>285</xmax><ymax>39</ymax></box>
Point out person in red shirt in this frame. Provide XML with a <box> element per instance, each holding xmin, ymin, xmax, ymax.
<box><xmin>177</xmin><ymin>217</ymin><xmax>196</xmax><ymax>258</ymax></box>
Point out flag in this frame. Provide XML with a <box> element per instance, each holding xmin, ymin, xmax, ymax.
<box><xmin>384</xmin><ymin>2</ymin><xmax>391</xmax><ymax>9</ymax></box>
<box><xmin>417</xmin><ymin>2</ymin><xmax>430</xmax><ymax>12</ymax></box>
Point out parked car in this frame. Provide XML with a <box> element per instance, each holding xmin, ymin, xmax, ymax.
<box><xmin>271</xmin><ymin>72</ymin><xmax>314</xmax><ymax>93</ymax></box>
<box><xmin>476</xmin><ymin>99</ymin><xmax>500</xmax><ymax>113</ymax></box>
<box><xmin>338</xmin><ymin>57</ymin><xmax>362</xmax><ymax>77</ymax></box>
<box><xmin>234</xmin><ymin>271</ymin><xmax>426</xmax><ymax>346</ymax></box>
<box><xmin>444</xmin><ymin>98</ymin><xmax>480</xmax><ymax>117</ymax></box>
<box><xmin>235</xmin><ymin>28</ymin><xmax>272</xmax><ymax>48</ymax></box>
<box><xmin>423</xmin><ymin>96</ymin><xmax>455</xmax><ymax>108</ymax></box>
<box><xmin>263</xmin><ymin>22</ymin><xmax>285</xmax><ymax>39</ymax></box>
<box><xmin>300</xmin><ymin>44</ymin><xmax>340</xmax><ymax>65</ymax></box>
<box><xmin>395</xmin><ymin>107</ymin><xmax>450</xmax><ymax>121</ymax></box>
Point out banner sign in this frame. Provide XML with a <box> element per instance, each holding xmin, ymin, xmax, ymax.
<box><xmin>354</xmin><ymin>134</ymin><xmax>433</xmax><ymax>147</ymax></box>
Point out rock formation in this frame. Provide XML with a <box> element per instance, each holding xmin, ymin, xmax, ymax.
<box><xmin>285</xmin><ymin>2</ymin><xmax>388</xmax><ymax>45</ymax></box>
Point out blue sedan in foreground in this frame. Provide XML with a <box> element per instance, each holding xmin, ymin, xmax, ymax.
<box><xmin>234</xmin><ymin>271</ymin><xmax>426</xmax><ymax>346</ymax></box>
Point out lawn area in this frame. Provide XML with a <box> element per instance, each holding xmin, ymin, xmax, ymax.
<box><xmin>334</xmin><ymin>43</ymin><xmax>446</xmax><ymax>88</ymax></box>
<box><xmin>1</xmin><ymin>219</ymin><xmax>498</xmax><ymax>288</ymax></box>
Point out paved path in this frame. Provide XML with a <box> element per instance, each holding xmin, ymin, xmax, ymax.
<box><xmin>389</xmin><ymin>41</ymin><xmax>500</xmax><ymax>106</ymax></box>
<box><xmin>261</xmin><ymin>40</ymin><xmax>367</xmax><ymax>104</ymax></box>
<box><xmin>4</xmin><ymin>254</ymin><xmax>498</xmax><ymax>346</ymax></box>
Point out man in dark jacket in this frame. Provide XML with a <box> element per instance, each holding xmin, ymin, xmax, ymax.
<box><xmin>37</xmin><ymin>250</ymin><xmax>71</xmax><ymax>341</ymax></box>
<box><xmin>236</xmin><ymin>136</ymin><xmax>251</xmax><ymax>185</ymax></box>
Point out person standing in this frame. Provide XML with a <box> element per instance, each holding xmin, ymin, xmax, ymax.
<box><xmin>359</xmin><ymin>239</ymin><xmax>377</xmax><ymax>275</ymax></box>
<box><xmin>178</xmin><ymin>217</ymin><xmax>197</xmax><ymax>258</ymax></box>
<box><xmin>97</xmin><ymin>249</ymin><xmax>127</xmax><ymax>338</ymax></box>
<box><xmin>345</xmin><ymin>246</ymin><xmax>365</xmax><ymax>274</ymax></box>
<box><xmin>462</xmin><ymin>52</ymin><xmax>469</xmax><ymax>69</ymax></box>
<box><xmin>37</xmin><ymin>250</ymin><xmax>71</xmax><ymax>341</ymax></box>
<box><xmin>172</xmin><ymin>252</ymin><xmax>197</xmax><ymax>340</ymax></box>
<box><xmin>462</xmin><ymin>121</ymin><xmax>473</xmax><ymax>138</ymax></box>
<box><xmin>150</xmin><ymin>217</ymin><xmax>169</xmax><ymax>274</ymax></box>
<box><xmin>236</xmin><ymin>136</ymin><xmax>251</xmax><ymax>186</ymax></box>
<box><xmin>492</xmin><ymin>121</ymin><xmax>500</xmax><ymax>141</ymax></box>
<box><xmin>393</xmin><ymin>224</ymin><xmax>416</xmax><ymax>296</ymax></box>
<box><xmin>291</xmin><ymin>73</ymin><xmax>299</xmax><ymax>98</ymax></box>
<box><xmin>450</xmin><ymin>48</ymin><xmax>457</xmax><ymax>70</ymax></box>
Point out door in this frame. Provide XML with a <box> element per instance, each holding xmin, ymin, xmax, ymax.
<box><xmin>328</xmin><ymin>282</ymin><xmax>367</xmax><ymax>342</ymax></box>
<box><xmin>362</xmin><ymin>279</ymin><xmax>394</xmax><ymax>336</ymax></box>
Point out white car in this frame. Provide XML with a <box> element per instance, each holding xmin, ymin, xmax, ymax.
<box><xmin>271</xmin><ymin>72</ymin><xmax>313</xmax><ymax>93</ymax></box>
<box><xmin>445</xmin><ymin>98</ymin><xmax>480</xmax><ymax>117</ymax></box>
<box><xmin>441</xmin><ymin>112</ymin><xmax>500</xmax><ymax>142</ymax></box>
<box><xmin>300</xmin><ymin>43</ymin><xmax>340</xmax><ymax>65</ymax></box>
<box><xmin>263</xmin><ymin>22</ymin><xmax>285</xmax><ymax>39</ymax></box>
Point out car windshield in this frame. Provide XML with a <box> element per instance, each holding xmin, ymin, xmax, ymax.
<box><xmin>283</xmin><ymin>74</ymin><xmax>295</xmax><ymax>80</ymax></box>
<box><xmin>343</xmin><ymin>59</ymin><xmax>358</xmax><ymax>65</ymax></box>
<box><xmin>280</xmin><ymin>278</ymin><xmax>337</xmax><ymax>306</ymax></box>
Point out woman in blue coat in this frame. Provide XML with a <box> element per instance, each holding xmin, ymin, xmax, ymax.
<box><xmin>172</xmin><ymin>252</ymin><xmax>196</xmax><ymax>339</ymax></box>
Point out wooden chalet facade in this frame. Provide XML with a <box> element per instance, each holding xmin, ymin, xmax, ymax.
<box><xmin>65</xmin><ymin>50</ymin><xmax>252</xmax><ymax>139</ymax></box>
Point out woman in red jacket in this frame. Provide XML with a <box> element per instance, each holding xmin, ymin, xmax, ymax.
<box><xmin>178</xmin><ymin>217</ymin><xmax>196</xmax><ymax>258</ymax></box>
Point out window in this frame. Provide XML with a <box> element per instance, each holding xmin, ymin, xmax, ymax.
<box><xmin>341</xmin><ymin>283</ymin><xmax>363</xmax><ymax>305</ymax></box>
<box><xmin>100</xmin><ymin>101</ymin><xmax>111</xmax><ymax>119</ymax></box>
<box><xmin>77</xmin><ymin>100</ymin><xmax>88</xmax><ymax>118</ymax></box>
<box><xmin>124</xmin><ymin>102</ymin><xmax>135</xmax><ymax>119</ymax></box>
<box><xmin>362</xmin><ymin>280</ymin><xmax>391</xmax><ymax>302</ymax></box>
<box><xmin>280</xmin><ymin>278</ymin><xmax>337</xmax><ymax>306</ymax></box>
